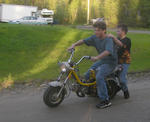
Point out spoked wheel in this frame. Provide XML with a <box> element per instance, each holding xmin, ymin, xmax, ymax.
<box><xmin>43</xmin><ymin>86</ymin><xmax>66</xmax><ymax>107</ymax></box>
<box><xmin>106</xmin><ymin>79</ymin><xmax>118</xmax><ymax>99</ymax></box>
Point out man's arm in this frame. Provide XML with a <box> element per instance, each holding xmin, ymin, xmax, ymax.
<box><xmin>68</xmin><ymin>35</ymin><xmax>95</xmax><ymax>51</ymax></box>
<box><xmin>91</xmin><ymin>50</ymin><xmax>110</xmax><ymax>62</ymax></box>
<box><xmin>68</xmin><ymin>40</ymin><xmax>84</xmax><ymax>51</ymax></box>
<box><xmin>91</xmin><ymin>38</ymin><xmax>114</xmax><ymax>62</ymax></box>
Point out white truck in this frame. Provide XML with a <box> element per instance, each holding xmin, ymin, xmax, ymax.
<box><xmin>0</xmin><ymin>4</ymin><xmax>38</xmax><ymax>22</ymax></box>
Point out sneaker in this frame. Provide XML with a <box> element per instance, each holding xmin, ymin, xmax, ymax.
<box><xmin>96</xmin><ymin>100</ymin><xmax>112</xmax><ymax>109</ymax></box>
<box><xmin>124</xmin><ymin>90</ymin><xmax>130</xmax><ymax>99</ymax></box>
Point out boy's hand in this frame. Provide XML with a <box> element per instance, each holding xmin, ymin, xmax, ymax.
<box><xmin>107</xmin><ymin>34</ymin><xmax>115</xmax><ymax>39</ymax></box>
<box><xmin>107</xmin><ymin>34</ymin><xmax>123</xmax><ymax>47</ymax></box>
<box><xmin>90</xmin><ymin>56</ymin><xmax>99</xmax><ymax>62</ymax></box>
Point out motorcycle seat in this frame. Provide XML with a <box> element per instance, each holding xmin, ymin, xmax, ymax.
<box><xmin>107</xmin><ymin>65</ymin><xmax>123</xmax><ymax>77</ymax></box>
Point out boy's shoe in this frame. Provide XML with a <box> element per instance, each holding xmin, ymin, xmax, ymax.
<box><xmin>124</xmin><ymin>90</ymin><xmax>130</xmax><ymax>99</ymax></box>
<box><xmin>96</xmin><ymin>100</ymin><xmax>112</xmax><ymax>109</ymax></box>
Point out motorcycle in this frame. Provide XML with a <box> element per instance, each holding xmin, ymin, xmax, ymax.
<box><xmin>43</xmin><ymin>49</ymin><xmax>122</xmax><ymax>107</ymax></box>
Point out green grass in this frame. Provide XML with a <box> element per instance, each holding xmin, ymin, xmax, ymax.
<box><xmin>0</xmin><ymin>23</ymin><xmax>150</xmax><ymax>85</ymax></box>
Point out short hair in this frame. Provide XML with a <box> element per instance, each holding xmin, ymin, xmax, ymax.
<box><xmin>117</xmin><ymin>24</ymin><xmax>128</xmax><ymax>34</ymax></box>
<box><xmin>93</xmin><ymin>21</ymin><xmax>106</xmax><ymax>30</ymax></box>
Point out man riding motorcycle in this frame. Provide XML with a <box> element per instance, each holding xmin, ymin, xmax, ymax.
<box><xmin>68</xmin><ymin>21</ymin><xmax>117</xmax><ymax>109</ymax></box>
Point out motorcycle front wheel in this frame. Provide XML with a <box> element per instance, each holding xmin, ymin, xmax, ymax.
<box><xmin>43</xmin><ymin>86</ymin><xmax>66</xmax><ymax>107</ymax></box>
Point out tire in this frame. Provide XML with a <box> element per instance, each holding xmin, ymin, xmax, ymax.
<box><xmin>43</xmin><ymin>86</ymin><xmax>66</xmax><ymax>107</ymax></box>
<box><xmin>106</xmin><ymin>79</ymin><xmax>117</xmax><ymax>99</ymax></box>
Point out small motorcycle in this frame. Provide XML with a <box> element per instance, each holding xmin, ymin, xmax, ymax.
<box><xmin>43</xmin><ymin>49</ymin><xmax>122</xmax><ymax>107</ymax></box>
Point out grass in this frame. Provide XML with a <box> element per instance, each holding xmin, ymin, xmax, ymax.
<box><xmin>0</xmin><ymin>23</ymin><xmax>150</xmax><ymax>86</ymax></box>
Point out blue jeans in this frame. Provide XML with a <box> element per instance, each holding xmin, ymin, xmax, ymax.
<box><xmin>85</xmin><ymin>61</ymin><xmax>116</xmax><ymax>101</ymax></box>
<box><xmin>119</xmin><ymin>64</ymin><xmax>130</xmax><ymax>92</ymax></box>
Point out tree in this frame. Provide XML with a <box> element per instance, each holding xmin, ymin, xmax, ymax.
<box><xmin>0</xmin><ymin>0</ymin><xmax>150</xmax><ymax>27</ymax></box>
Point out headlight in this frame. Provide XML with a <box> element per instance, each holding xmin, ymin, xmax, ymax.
<box><xmin>59</xmin><ymin>62</ymin><xmax>70</xmax><ymax>73</ymax></box>
<box><xmin>61</xmin><ymin>68</ymin><xmax>67</xmax><ymax>72</ymax></box>
<box><xmin>60</xmin><ymin>64</ymin><xmax>67</xmax><ymax>72</ymax></box>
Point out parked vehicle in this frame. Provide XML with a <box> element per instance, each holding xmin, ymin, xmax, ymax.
<box><xmin>36</xmin><ymin>9</ymin><xmax>54</xmax><ymax>24</ymax></box>
<box><xmin>90</xmin><ymin>18</ymin><xmax>104</xmax><ymax>24</ymax></box>
<box><xmin>0</xmin><ymin>4</ymin><xmax>37</xmax><ymax>22</ymax></box>
<box><xmin>9</xmin><ymin>16</ymin><xmax>48</xmax><ymax>25</ymax></box>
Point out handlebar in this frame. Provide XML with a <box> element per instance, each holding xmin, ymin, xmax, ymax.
<box><xmin>76</xmin><ymin>56</ymin><xmax>91</xmax><ymax>65</ymax></box>
<box><xmin>67</xmin><ymin>48</ymin><xmax>75</xmax><ymax>63</ymax></box>
<box><xmin>68</xmin><ymin>48</ymin><xmax>75</xmax><ymax>53</ymax></box>
<box><xmin>84</xmin><ymin>56</ymin><xmax>91</xmax><ymax>60</ymax></box>
<box><xmin>67</xmin><ymin>48</ymin><xmax>91</xmax><ymax>65</ymax></box>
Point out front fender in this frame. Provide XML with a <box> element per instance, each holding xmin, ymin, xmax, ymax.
<box><xmin>48</xmin><ymin>81</ymin><xmax>63</xmax><ymax>87</ymax></box>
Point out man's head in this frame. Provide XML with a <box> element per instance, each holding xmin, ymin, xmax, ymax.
<box><xmin>117</xmin><ymin>24</ymin><xmax>128</xmax><ymax>38</ymax></box>
<box><xmin>93</xmin><ymin>21</ymin><xmax>106</xmax><ymax>38</ymax></box>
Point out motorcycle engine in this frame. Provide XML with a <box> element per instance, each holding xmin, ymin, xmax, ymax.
<box><xmin>76</xmin><ymin>85</ymin><xmax>97</xmax><ymax>97</ymax></box>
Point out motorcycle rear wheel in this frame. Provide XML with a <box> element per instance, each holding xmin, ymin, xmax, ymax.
<box><xmin>106</xmin><ymin>79</ymin><xmax>118</xmax><ymax>99</ymax></box>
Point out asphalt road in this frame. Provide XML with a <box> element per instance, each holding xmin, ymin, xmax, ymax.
<box><xmin>77</xmin><ymin>25</ymin><xmax>150</xmax><ymax>34</ymax></box>
<box><xmin>0</xmin><ymin>75</ymin><xmax>150</xmax><ymax>122</ymax></box>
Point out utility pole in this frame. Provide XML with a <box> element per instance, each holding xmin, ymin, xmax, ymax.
<box><xmin>87</xmin><ymin>0</ymin><xmax>90</xmax><ymax>24</ymax></box>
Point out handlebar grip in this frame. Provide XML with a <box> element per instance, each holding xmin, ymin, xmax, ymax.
<box><xmin>85</xmin><ymin>56</ymin><xmax>91</xmax><ymax>59</ymax></box>
<box><xmin>71</xmin><ymin>48</ymin><xmax>75</xmax><ymax>51</ymax></box>
<box><xmin>68</xmin><ymin>48</ymin><xmax>75</xmax><ymax>53</ymax></box>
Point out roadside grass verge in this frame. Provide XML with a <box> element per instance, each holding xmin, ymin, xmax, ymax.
<box><xmin>0</xmin><ymin>23</ymin><xmax>150</xmax><ymax>87</ymax></box>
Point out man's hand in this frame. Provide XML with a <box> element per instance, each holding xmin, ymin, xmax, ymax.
<box><xmin>67</xmin><ymin>40</ymin><xmax>84</xmax><ymax>52</ymax></box>
<box><xmin>90</xmin><ymin>56</ymin><xmax>99</xmax><ymax>62</ymax></box>
<box><xmin>67</xmin><ymin>44</ymin><xmax>75</xmax><ymax>51</ymax></box>
<box><xmin>91</xmin><ymin>50</ymin><xmax>110</xmax><ymax>62</ymax></box>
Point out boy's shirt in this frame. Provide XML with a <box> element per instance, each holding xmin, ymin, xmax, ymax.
<box><xmin>83</xmin><ymin>35</ymin><xmax>117</xmax><ymax>65</ymax></box>
<box><xmin>117</xmin><ymin>37</ymin><xmax>131</xmax><ymax>64</ymax></box>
